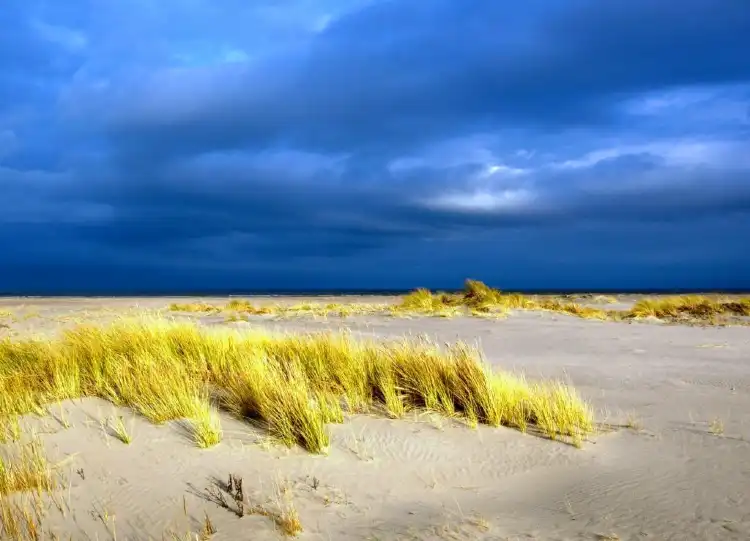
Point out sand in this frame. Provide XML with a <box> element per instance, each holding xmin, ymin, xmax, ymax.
<box><xmin>1</xmin><ymin>297</ymin><xmax>750</xmax><ymax>540</ymax></box>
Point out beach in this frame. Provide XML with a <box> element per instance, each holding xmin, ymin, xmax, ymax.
<box><xmin>1</xmin><ymin>296</ymin><xmax>749</xmax><ymax>540</ymax></box>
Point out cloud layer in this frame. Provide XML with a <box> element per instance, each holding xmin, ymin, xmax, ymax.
<box><xmin>2</xmin><ymin>0</ymin><xmax>750</xmax><ymax>292</ymax></box>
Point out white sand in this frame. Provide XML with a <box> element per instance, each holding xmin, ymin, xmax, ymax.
<box><xmin>2</xmin><ymin>298</ymin><xmax>750</xmax><ymax>540</ymax></box>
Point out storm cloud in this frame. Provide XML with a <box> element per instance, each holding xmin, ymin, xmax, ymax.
<box><xmin>1</xmin><ymin>0</ymin><xmax>749</xmax><ymax>292</ymax></box>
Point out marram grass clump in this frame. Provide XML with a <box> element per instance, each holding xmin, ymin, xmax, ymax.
<box><xmin>0</xmin><ymin>436</ymin><xmax>61</xmax><ymax>540</ymax></box>
<box><xmin>629</xmin><ymin>296</ymin><xmax>750</xmax><ymax>321</ymax></box>
<box><xmin>0</xmin><ymin>439</ymin><xmax>57</xmax><ymax>496</ymax></box>
<box><xmin>223</xmin><ymin>299</ymin><xmax>388</xmax><ymax>319</ymax></box>
<box><xmin>395</xmin><ymin>280</ymin><xmax>609</xmax><ymax>321</ymax></box>
<box><xmin>166</xmin><ymin>282</ymin><xmax>750</xmax><ymax>326</ymax></box>
<box><xmin>395</xmin><ymin>281</ymin><xmax>750</xmax><ymax>324</ymax></box>
<box><xmin>168</xmin><ymin>302</ymin><xmax>221</xmax><ymax>314</ymax></box>
<box><xmin>0</xmin><ymin>317</ymin><xmax>594</xmax><ymax>453</ymax></box>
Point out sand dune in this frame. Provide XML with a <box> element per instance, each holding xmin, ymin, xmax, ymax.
<box><xmin>1</xmin><ymin>298</ymin><xmax>749</xmax><ymax>540</ymax></box>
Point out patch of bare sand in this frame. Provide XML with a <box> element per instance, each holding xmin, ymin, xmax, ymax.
<box><xmin>13</xmin><ymin>397</ymin><xmax>593</xmax><ymax>540</ymax></box>
<box><xmin>2</xmin><ymin>301</ymin><xmax>750</xmax><ymax>540</ymax></box>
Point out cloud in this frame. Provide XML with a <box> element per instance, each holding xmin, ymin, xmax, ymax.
<box><xmin>31</xmin><ymin>20</ymin><xmax>87</xmax><ymax>52</ymax></box>
<box><xmin>54</xmin><ymin>0</ymin><xmax>750</xmax><ymax>156</ymax></box>
<box><xmin>1</xmin><ymin>0</ymin><xmax>749</xmax><ymax>291</ymax></box>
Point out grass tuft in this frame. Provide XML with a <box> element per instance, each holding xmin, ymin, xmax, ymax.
<box><xmin>394</xmin><ymin>280</ymin><xmax>608</xmax><ymax>321</ymax></box>
<box><xmin>708</xmin><ymin>417</ymin><xmax>725</xmax><ymax>436</ymax></box>
<box><xmin>0</xmin><ymin>438</ymin><xmax>57</xmax><ymax>496</ymax></box>
<box><xmin>190</xmin><ymin>402</ymin><xmax>223</xmax><ymax>448</ymax></box>
<box><xmin>394</xmin><ymin>281</ymin><xmax>750</xmax><ymax>325</ymax></box>
<box><xmin>0</xmin><ymin>317</ymin><xmax>594</xmax><ymax>452</ymax></box>
<box><xmin>0</xmin><ymin>493</ymin><xmax>45</xmax><ymax>541</ymax></box>
<box><xmin>110</xmin><ymin>415</ymin><xmax>133</xmax><ymax>444</ymax></box>
<box><xmin>168</xmin><ymin>303</ymin><xmax>221</xmax><ymax>314</ymax></box>
<box><xmin>166</xmin><ymin>283</ymin><xmax>749</xmax><ymax>326</ymax></box>
<box><xmin>629</xmin><ymin>296</ymin><xmax>750</xmax><ymax>322</ymax></box>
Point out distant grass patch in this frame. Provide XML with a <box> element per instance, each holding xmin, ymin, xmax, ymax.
<box><xmin>394</xmin><ymin>280</ymin><xmax>610</xmax><ymax>321</ymax></box>
<box><xmin>225</xmin><ymin>299</ymin><xmax>388</xmax><ymax>319</ymax></box>
<box><xmin>629</xmin><ymin>296</ymin><xmax>750</xmax><ymax>322</ymax></box>
<box><xmin>0</xmin><ymin>317</ymin><xmax>594</xmax><ymax>452</ymax></box>
<box><xmin>394</xmin><ymin>281</ymin><xmax>749</xmax><ymax>325</ymax></box>
<box><xmin>169</xmin><ymin>302</ymin><xmax>221</xmax><ymax>314</ymax></box>
<box><xmin>165</xmin><ymin>283</ymin><xmax>748</xmax><ymax>326</ymax></box>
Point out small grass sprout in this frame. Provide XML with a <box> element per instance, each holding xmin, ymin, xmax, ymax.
<box><xmin>110</xmin><ymin>415</ymin><xmax>132</xmax><ymax>445</ymax></box>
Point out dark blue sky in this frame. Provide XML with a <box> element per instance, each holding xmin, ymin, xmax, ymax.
<box><xmin>1</xmin><ymin>0</ymin><xmax>750</xmax><ymax>293</ymax></box>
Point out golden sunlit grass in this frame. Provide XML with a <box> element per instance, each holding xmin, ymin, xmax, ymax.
<box><xmin>396</xmin><ymin>288</ymin><xmax>449</xmax><ymax>312</ymax></box>
<box><xmin>0</xmin><ymin>317</ymin><xmax>594</xmax><ymax>453</ymax></box>
<box><xmin>0</xmin><ymin>497</ymin><xmax>40</xmax><ymax>540</ymax></box>
<box><xmin>394</xmin><ymin>281</ymin><xmax>750</xmax><ymax>325</ymax></box>
<box><xmin>0</xmin><ymin>416</ymin><xmax>21</xmax><ymax>444</ymax></box>
<box><xmin>167</xmin><ymin>282</ymin><xmax>750</xmax><ymax>326</ymax></box>
<box><xmin>0</xmin><ymin>439</ymin><xmax>56</xmax><ymax>496</ymax></box>
<box><xmin>190</xmin><ymin>403</ymin><xmax>223</xmax><ymax>448</ymax></box>
<box><xmin>708</xmin><ymin>417</ymin><xmax>725</xmax><ymax>436</ymax></box>
<box><xmin>110</xmin><ymin>415</ymin><xmax>133</xmax><ymax>444</ymax></box>
<box><xmin>629</xmin><ymin>296</ymin><xmax>750</xmax><ymax>322</ymax></box>
<box><xmin>0</xmin><ymin>436</ymin><xmax>61</xmax><ymax>539</ymax></box>
<box><xmin>224</xmin><ymin>300</ymin><xmax>388</xmax><ymax>319</ymax></box>
<box><xmin>246</xmin><ymin>487</ymin><xmax>303</xmax><ymax>536</ymax></box>
<box><xmin>168</xmin><ymin>302</ymin><xmax>221</xmax><ymax>314</ymax></box>
<box><xmin>393</xmin><ymin>280</ymin><xmax>610</xmax><ymax>321</ymax></box>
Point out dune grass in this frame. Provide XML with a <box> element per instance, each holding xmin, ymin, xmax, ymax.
<box><xmin>0</xmin><ymin>439</ymin><xmax>56</xmax><ymax>497</ymax></box>
<box><xmin>0</xmin><ymin>435</ymin><xmax>57</xmax><ymax>539</ymax></box>
<box><xmin>223</xmin><ymin>300</ymin><xmax>388</xmax><ymax>319</ymax></box>
<box><xmin>629</xmin><ymin>296</ymin><xmax>750</xmax><ymax>322</ymax></box>
<box><xmin>0</xmin><ymin>498</ymin><xmax>40</xmax><ymax>540</ymax></box>
<box><xmin>394</xmin><ymin>281</ymin><xmax>749</xmax><ymax>324</ymax></box>
<box><xmin>166</xmin><ymin>281</ymin><xmax>750</xmax><ymax>326</ymax></box>
<box><xmin>0</xmin><ymin>317</ymin><xmax>594</xmax><ymax>453</ymax></box>
<box><xmin>394</xmin><ymin>280</ymin><xmax>612</xmax><ymax>321</ymax></box>
<box><xmin>0</xmin><ymin>434</ymin><xmax>68</xmax><ymax>540</ymax></box>
<box><xmin>168</xmin><ymin>302</ymin><xmax>221</xmax><ymax>314</ymax></box>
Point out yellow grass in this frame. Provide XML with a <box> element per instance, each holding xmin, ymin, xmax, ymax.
<box><xmin>394</xmin><ymin>281</ymin><xmax>749</xmax><ymax>325</ymax></box>
<box><xmin>0</xmin><ymin>439</ymin><xmax>56</xmax><ymax>496</ymax></box>
<box><xmin>0</xmin><ymin>317</ymin><xmax>593</xmax><ymax>453</ymax></box>
<box><xmin>190</xmin><ymin>403</ymin><xmax>223</xmax><ymax>448</ymax></box>
<box><xmin>0</xmin><ymin>493</ymin><xmax>45</xmax><ymax>541</ymax></box>
<box><xmin>165</xmin><ymin>283</ymin><xmax>749</xmax><ymax>327</ymax></box>
<box><xmin>226</xmin><ymin>299</ymin><xmax>254</xmax><ymax>311</ymax></box>
<box><xmin>225</xmin><ymin>300</ymin><xmax>387</xmax><ymax>319</ymax></box>
<box><xmin>394</xmin><ymin>280</ymin><xmax>609</xmax><ymax>321</ymax></box>
<box><xmin>0</xmin><ymin>437</ymin><xmax>59</xmax><ymax>539</ymax></box>
<box><xmin>110</xmin><ymin>415</ymin><xmax>133</xmax><ymax>444</ymax></box>
<box><xmin>168</xmin><ymin>302</ymin><xmax>221</xmax><ymax>314</ymax></box>
<box><xmin>629</xmin><ymin>296</ymin><xmax>750</xmax><ymax>321</ymax></box>
<box><xmin>534</xmin><ymin>299</ymin><xmax>610</xmax><ymax>320</ymax></box>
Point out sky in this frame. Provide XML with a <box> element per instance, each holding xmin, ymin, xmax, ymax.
<box><xmin>1</xmin><ymin>0</ymin><xmax>750</xmax><ymax>293</ymax></box>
